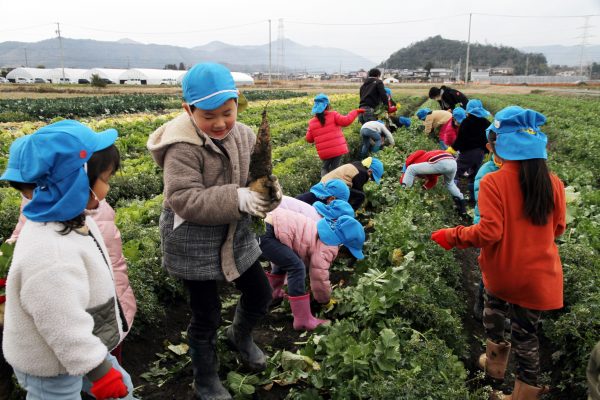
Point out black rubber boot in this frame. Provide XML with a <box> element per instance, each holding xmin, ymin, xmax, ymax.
<box><xmin>452</xmin><ymin>196</ymin><xmax>468</xmax><ymax>218</ymax></box>
<box><xmin>226</xmin><ymin>303</ymin><xmax>267</xmax><ymax>372</ymax></box>
<box><xmin>188</xmin><ymin>335</ymin><xmax>232</xmax><ymax>400</ymax></box>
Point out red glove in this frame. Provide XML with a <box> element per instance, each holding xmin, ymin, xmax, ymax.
<box><xmin>90</xmin><ymin>368</ymin><xmax>128</xmax><ymax>400</ymax></box>
<box><xmin>356</xmin><ymin>109</ymin><xmax>366</xmax><ymax>114</ymax></box>
<box><xmin>387</xmin><ymin>106</ymin><xmax>397</xmax><ymax>113</ymax></box>
<box><xmin>431</xmin><ymin>229</ymin><xmax>453</xmax><ymax>250</ymax></box>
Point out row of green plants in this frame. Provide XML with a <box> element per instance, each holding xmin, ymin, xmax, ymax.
<box><xmin>481</xmin><ymin>94</ymin><xmax>600</xmax><ymax>398</ymax></box>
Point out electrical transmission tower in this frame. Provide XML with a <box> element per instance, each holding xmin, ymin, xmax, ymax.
<box><xmin>276</xmin><ymin>19</ymin><xmax>285</xmax><ymax>80</ymax></box>
<box><xmin>577</xmin><ymin>16</ymin><xmax>592</xmax><ymax>77</ymax></box>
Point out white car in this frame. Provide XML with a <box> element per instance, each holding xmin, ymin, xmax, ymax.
<box><xmin>16</xmin><ymin>77</ymin><xmax>33</xmax><ymax>84</ymax></box>
<box><xmin>0</xmin><ymin>77</ymin><xmax>8</xmax><ymax>84</ymax></box>
<box><xmin>124</xmin><ymin>79</ymin><xmax>142</xmax><ymax>85</ymax></box>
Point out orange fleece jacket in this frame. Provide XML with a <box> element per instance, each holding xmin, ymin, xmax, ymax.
<box><xmin>445</xmin><ymin>161</ymin><xmax>566</xmax><ymax>310</ymax></box>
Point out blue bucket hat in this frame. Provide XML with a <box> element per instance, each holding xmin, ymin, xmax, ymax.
<box><xmin>182</xmin><ymin>63</ymin><xmax>238</xmax><ymax>111</ymax></box>
<box><xmin>313</xmin><ymin>199</ymin><xmax>354</xmax><ymax>220</ymax></box>
<box><xmin>364</xmin><ymin>157</ymin><xmax>384</xmax><ymax>184</ymax></box>
<box><xmin>19</xmin><ymin>120</ymin><xmax>118</xmax><ymax>222</ymax></box>
<box><xmin>466</xmin><ymin>99</ymin><xmax>490</xmax><ymax>118</ymax></box>
<box><xmin>452</xmin><ymin>107</ymin><xmax>467</xmax><ymax>124</ymax></box>
<box><xmin>317</xmin><ymin>216</ymin><xmax>365</xmax><ymax>259</ymax></box>
<box><xmin>310</xmin><ymin>179</ymin><xmax>350</xmax><ymax>202</ymax></box>
<box><xmin>416</xmin><ymin>108</ymin><xmax>431</xmax><ymax>121</ymax></box>
<box><xmin>384</xmin><ymin>87</ymin><xmax>392</xmax><ymax>96</ymax></box>
<box><xmin>487</xmin><ymin>106</ymin><xmax>548</xmax><ymax>161</ymax></box>
<box><xmin>311</xmin><ymin>93</ymin><xmax>330</xmax><ymax>114</ymax></box>
<box><xmin>398</xmin><ymin>116</ymin><xmax>411</xmax><ymax>128</ymax></box>
<box><xmin>0</xmin><ymin>136</ymin><xmax>30</xmax><ymax>183</ymax></box>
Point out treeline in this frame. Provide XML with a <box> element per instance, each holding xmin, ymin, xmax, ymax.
<box><xmin>382</xmin><ymin>36</ymin><xmax>548</xmax><ymax>75</ymax></box>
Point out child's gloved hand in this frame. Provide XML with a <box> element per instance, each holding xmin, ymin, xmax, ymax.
<box><xmin>90</xmin><ymin>367</ymin><xmax>128</xmax><ymax>400</ymax></box>
<box><xmin>431</xmin><ymin>229</ymin><xmax>453</xmax><ymax>250</ymax></box>
<box><xmin>398</xmin><ymin>117</ymin><xmax>411</xmax><ymax>128</ymax></box>
<box><xmin>237</xmin><ymin>187</ymin><xmax>271</xmax><ymax>218</ymax></box>
<box><xmin>387</xmin><ymin>106</ymin><xmax>398</xmax><ymax>114</ymax></box>
<box><xmin>356</xmin><ymin>108</ymin><xmax>366</xmax><ymax>114</ymax></box>
<box><xmin>446</xmin><ymin>147</ymin><xmax>457</xmax><ymax>155</ymax></box>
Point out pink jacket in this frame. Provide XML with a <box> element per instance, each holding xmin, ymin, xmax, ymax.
<box><xmin>272</xmin><ymin>196</ymin><xmax>321</xmax><ymax>222</ymax></box>
<box><xmin>306</xmin><ymin>110</ymin><xmax>359</xmax><ymax>160</ymax></box>
<box><xmin>270</xmin><ymin>208</ymin><xmax>338</xmax><ymax>303</ymax></box>
<box><xmin>10</xmin><ymin>199</ymin><xmax>137</xmax><ymax>340</ymax></box>
<box><xmin>439</xmin><ymin>119</ymin><xmax>458</xmax><ymax>146</ymax></box>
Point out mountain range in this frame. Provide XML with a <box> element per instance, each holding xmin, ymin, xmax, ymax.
<box><xmin>0</xmin><ymin>37</ymin><xmax>375</xmax><ymax>73</ymax></box>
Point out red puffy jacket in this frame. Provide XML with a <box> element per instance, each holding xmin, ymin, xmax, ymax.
<box><xmin>402</xmin><ymin>150</ymin><xmax>455</xmax><ymax>189</ymax></box>
<box><xmin>306</xmin><ymin>110</ymin><xmax>359</xmax><ymax>160</ymax></box>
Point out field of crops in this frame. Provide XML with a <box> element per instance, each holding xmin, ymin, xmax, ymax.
<box><xmin>0</xmin><ymin>90</ymin><xmax>597</xmax><ymax>399</ymax></box>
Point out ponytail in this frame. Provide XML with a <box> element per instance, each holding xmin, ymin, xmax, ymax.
<box><xmin>316</xmin><ymin>112</ymin><xmax>327</xmax><ymax>126</ymax></box>
<box><xmin>519</xmin><ymin>159</ymin><xmax>554</xmax><ymax>225</ymax></box>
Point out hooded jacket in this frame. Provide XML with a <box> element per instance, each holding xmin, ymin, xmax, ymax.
<box><xmin>147</xmin><ymin>112</ymin><xmax>260</xmax><ymax>282</ymax></box>
<box><xmin>438</xmin><ymin>86</ymin><xmax>469</xmax><ymax>110</ymax></box>
<box><xmin>321</xmin><ymin>161</ymin><xmax>370</xmax><ymax>191</ymax></box>
<box><xmin>401</xmin><ymin>150</ymin><xmax>456</xmax><ymax>189</ymax></box>
<box><xmin>359</xmin><ymin>77</ymin><xmax>389</xmax><ymax>109</ymax></box>
<box><xmin>269</xmin><ymin>208</ymin><xmax>338</xmax><ymax>303</ymax></box>
<box><xmin>306</xmin><ymin>110</ymin><xmax>359</xmax><ymax>160</ymax></box>
<box><xmin>3</xmin><ymin>217</ymin><xmax>123</xmax><ymax>379</ymax></box>
<box><xmin>10</xmin><ymin>199</ymin><xmax>136</xmax><ymax>340</ymax></box>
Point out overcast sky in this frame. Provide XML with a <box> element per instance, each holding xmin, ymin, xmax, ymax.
<box><xmin>1</xmin><ymin>0</ymin><xmax>599</xmax><ymax>63</ymax></box>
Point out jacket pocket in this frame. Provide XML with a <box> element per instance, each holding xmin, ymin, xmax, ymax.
<box><xmin>87</xmin><ymin>298</ymin><xmax>120</xmax><ymax>351</ymax></box>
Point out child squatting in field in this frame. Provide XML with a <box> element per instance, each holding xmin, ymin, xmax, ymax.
<box><xmin>146</xmin><ymin>62</ymin><xmax>282</xmax><ymax>400</ymax></box>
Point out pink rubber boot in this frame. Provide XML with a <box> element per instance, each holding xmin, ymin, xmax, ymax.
<box><xmin>266</xmin><ymin>272</ymin><xmax>286</xmax><ymax>300</ymax></box>
<box><xmin>288</xmin><ymin>293</ymin><xmax>329</xmax><ymax>331</ymax></box>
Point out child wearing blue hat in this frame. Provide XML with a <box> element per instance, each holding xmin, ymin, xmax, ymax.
<box><xmin>260</xmin><ymin>208</ymin><xmax>364</xmax><ymax>330</ymax></box>
<box><xmin>446</xmin><ymin>99</ymin><xmax>491</xmax><ymax>203</ymax></box>
<box><xmin>320</xmin><ymin>157</ymin><xmax>384</xmax><ymax>210</ymax></box>
<box><xmin>438</xmin><ymin>107</ymin><xmax>466</xmax><ymax>150</ymax></box>
<box><xmin>147</xmin><ymin>62</ymin><xmax>282</xmax><ymax>399</ymax></box>
<box><xmin>306</xmin><ymin>93</ymin><xmax>364</xmax><ymax>176</ymax></box>
<box><xmin>359</xmin><ymin>120</ymin><xmax>395</xmax><ymax>159</ymax></box>
<box><xmin>295</xmin><ymin>178</ymin><xmax>350</xmax><ymax>207</ymax></box>
<box><xmin>1</xmin><ymin>121</ymin><xmax>134</xmax><ymax>400</ymax></box>
<box><xmin>432</xmin><ymin>106</ymin><xmax>566</xmax><ymax>398</ymax></box>
<box><xmin>416</xmin><ymin>108</ymin><xmax>453</xmax><ymax>139</ymax></box>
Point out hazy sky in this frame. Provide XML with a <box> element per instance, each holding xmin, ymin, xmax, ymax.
<box><xmin>1</xmin><ymin>0</ymin><xmax>599</xmax><ymax>63</ymax></box>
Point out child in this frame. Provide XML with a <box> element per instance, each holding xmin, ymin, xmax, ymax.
<box><xmin>400</xmin><ymin>149</ymin><xmax>466</xmax><ymax>216</ymax></box>
<box><xmin>431</xmin><ymin>106</ymin><xmax>565</xmax><ymax>398</ymax></box>
<box><xmin>146</xmin><ymin>63</ymin><xmax>281</xmax><ymax>399</ymax></box>
<box><xmin>384</xmin><ymin>87</ymin><xmax>397</xmax><ymax>114</ymax></box>
<box><xmin>359</xmin><ymin>120</ymin><xmax>395</xmax><ymax>159</ymax></box>
<box><xmin>306</xmin><ymin>93</ymin><xmax>364</xmax><ymax>177</ymax></box>
<box><xmin>1</xmin><ymin>120</ymin><xmax>133</xmax><ymax>400</ymax></box>
<box><xmin>321</xmin><ymin>157</ymin><xmax>384</xmax><ymax>210</ymax></box>
<box><xmin>438</xmin><ymin>107</ymin><xmax>466</xmax><ymax>150</ymax></box>
<box><xmin>260</xmin><ymin>208</ymin><xmax>365</xmax><ymax>330</ymax></box>
<box><xmin>265</xmin><ymin>198</ymin><xmax>354</xmax><ymax>300</ymax></box>
<box><xmin>9</xmin><ymin>197</ymin><xmax>137</xmax><ymax>364</ymax></box>
<box><xmin>446</xmin><ymin>99</ymin><xmax>491</xmax><ymax>203</ymax></box>
<box><xmin>428</xmin><ymin>85</ymin><xmax>469</xmax><ymax>111</ymax></box>
<box><xmin>295</xmin><ymin>178</ymin><xmax>350</xmax><ymax>207</ymax></box>
<box><xmin>416</xmin><ymin>108</ymin><xmax>453</xmax><ymax>140</ymax></box>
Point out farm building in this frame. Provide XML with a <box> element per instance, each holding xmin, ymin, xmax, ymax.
<box><xmin>6</xmin><ymin>67</ymin><xmax>54</xmax><ymax>83</ymax></box>
<box><xmin>47</xmin><ymin>68</ymin><xmax>89</xmax><ymax>84</ymax></box>
<box><xmin>118</xmin><ymin>68</ymin><xmax>185</xmax><ymax>85</ymax></box>
<box><xmin>230</xmin><ymin>72</ymin><xmax>254</xmax><ymax>86</ymax></box>
<box><xmin>86</xmin><ymin>68</ymin><xmax>128</xmax><ymax>84</ymax></box>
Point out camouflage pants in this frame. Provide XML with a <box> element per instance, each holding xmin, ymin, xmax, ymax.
<box><xmin>483</xmin><ymin>289</ymin><xmax>542</xmax><ymax>386</ymax></box>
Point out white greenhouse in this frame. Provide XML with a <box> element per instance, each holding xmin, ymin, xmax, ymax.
<box><xmin>48</xmin><ymin>68</ymin><xmax>89</xmax><ymax>84</ymax></box>
<box><xmin>118</xmin><ymin>69</ymin><xmax>185</xmax><ymax>85</ymax></box>
<box><xmin>231</xmin><ymin>72</ymin><xmax>254</xmax><ymax>86</ymax></box>
<box><xmin>6</xmin><ymin>68</ymin><xmax>54</xmax><ymax>83</ymax></box>
<box><xmin>86</xmin><ymin>69</ymin><xmax>128</xmax><ymax>84</ymax></box>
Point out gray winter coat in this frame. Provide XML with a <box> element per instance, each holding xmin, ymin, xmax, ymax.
<box><xmin>147</xmin><ymin>113</ymin><xmax>261</xmax><ymax>282</ymax></box>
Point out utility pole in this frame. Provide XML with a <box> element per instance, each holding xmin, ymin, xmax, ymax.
<box><xmin>457</xmin><ymin>57</ymin><xmax>461</xmax><ymax>83</ymax></box>
<box><xmin>268</xmin><ymin>19</ymin><xmax>272</xmax><ymax>86</ymax></box>
<box><xmin>464</xmin><ymin>13</ymin><xmax>472</xmax><ymax>84</ymax></box>
<box><xmin>56</xmin><ymin>22</ymin><xmax>65</xmax><ymax>81</ymax></box>
<box><xmin>578</xmin><ymin>16</ymin><xmax>591</xmax><ymax>77</ymax></box>
<box><xmin>525</xmin><ymin>55</ymin><xmax>529</xmax><ymax>76</ymax></box>
<box><xmin>277</xmin><ymin>19</ymin><xmax>285</xmax><ymax>80</ymax></box>
<box><xmin>23</xmin><ymin>48</ymin><xmax>28</xmax><ymax>67</ymax></box>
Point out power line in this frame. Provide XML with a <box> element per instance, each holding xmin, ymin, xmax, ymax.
<box><xmin>61</xmin><ymin>21</ymin><xmax>267</xmax><ymax>35</ymax></box>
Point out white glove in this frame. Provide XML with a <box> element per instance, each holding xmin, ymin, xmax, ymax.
<box><xmin>5</xmin><ymin>238</ymin><xmax>16</xmax><ymax>245</ymax></box>
<box><xmin>237</xmin><ymin>187</ymin><xmax>271</xmax><ymax>218</ymax></box>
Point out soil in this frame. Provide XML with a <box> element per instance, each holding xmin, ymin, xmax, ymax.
<box><xmin>121</xmin><ymin>259</ymin><xmax>356</xmax><ymax>400</ymax></box>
